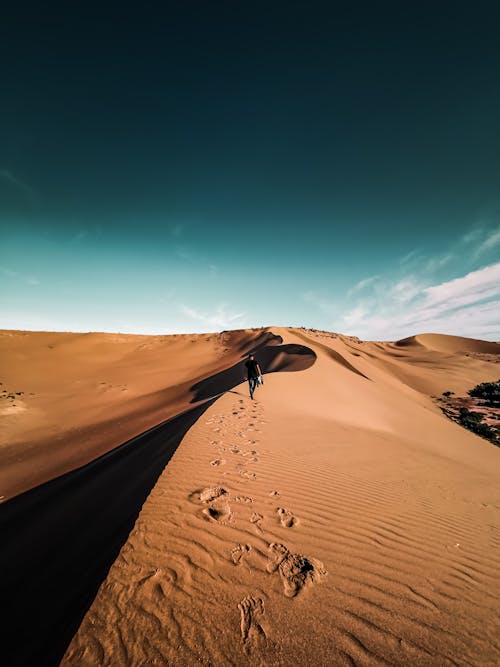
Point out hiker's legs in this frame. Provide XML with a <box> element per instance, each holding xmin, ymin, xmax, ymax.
<box><xmin>248</xmin><ymin>377</ymin><xmax>257</xmax><ymax>398</ymax></box>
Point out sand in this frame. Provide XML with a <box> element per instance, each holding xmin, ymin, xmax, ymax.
<box><xmin>1</xmin><ymin>327</ymin><xmax>500</xmax><ymax>666</ymax></box>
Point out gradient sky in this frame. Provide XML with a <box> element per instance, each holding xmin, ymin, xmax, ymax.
<box><xmin>1</xmin><ymin>2</ymin><xmax>500</xmax><ymax>339</ymax></box>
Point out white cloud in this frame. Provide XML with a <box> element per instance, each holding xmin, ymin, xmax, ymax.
<box><xmin>338</xmin><ymin>262</ymin><xmax>500</xmax><ymax>340</ymax></box>
<box><xmin>342</xmin><ymin>304</ymin><xmax>368</xmax><ymax>326</ymax></box>
<box><xmin>180</xmin><ymin>303</ymin><xmax>245</xmax><ymax>330</ymax></box>
<box><xmin>423</xmin><ymin>262</ymin><xmax>500</xmax><ymax>311</ymax></box>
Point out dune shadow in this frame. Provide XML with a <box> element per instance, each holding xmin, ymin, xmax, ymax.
<box><xmin>0</xmin><ymin>400</ymin><xmax>215</xmax><ymax>667</ymax></box>
<box><xmin>292</xmin><ymin>329</ymin><xmax>371</xmax><ymax>380</ymax></box>
<box><xmin>236</xmin><ymin>329</ymin><xmax>283</xmax><ymax>352</ymax></box>
<box><xmin>190</xmin><ymin>342</ymin><xmax>317</xmax><ymax>402</ymax></box>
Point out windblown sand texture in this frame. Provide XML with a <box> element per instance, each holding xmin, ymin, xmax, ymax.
<box><xmin>2</xmin><ymin>327</ymin><xmax>500</xmax><ymax>666</ymax></box>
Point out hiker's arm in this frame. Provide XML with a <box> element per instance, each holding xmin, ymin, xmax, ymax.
<box><xmin>257</xmin><ymin>364</ymin><xmax>263</xmax><ymax>377</ymax></box>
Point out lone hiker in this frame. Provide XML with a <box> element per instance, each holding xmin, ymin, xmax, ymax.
<box><xmin>245</xmin><ymin>353</ymin><xmax>263</xmax><ymax>399</ymax></box>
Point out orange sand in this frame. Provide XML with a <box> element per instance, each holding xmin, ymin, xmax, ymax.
<box><xmin>1</xmin><ymin>327</ymin><xmax>500</xmax><ymax>666</ymax></box>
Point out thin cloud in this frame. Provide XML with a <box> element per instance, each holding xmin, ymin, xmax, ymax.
<box><xmin>180</xmin><ymin>303</ymin><xmax>245</xmax><ymax>330</ymax></box>
<box><xmin>472</xmin><ymin>226</ymin><xmax>500</xmax><ymax>259</ymax></box>
<box><xmin>73</xmin><ymin>230</ymin><xmax>88</xmax><ymax>243</ymax></box>
<box><xmin>170</xmin><ymin>223</ymin><xmax>184</xmax><ymax>238</ymax></box>
<box><xmin>399</xmin><ymin>249</ymin><xmax>420</xmax><ymax>265</ymax></box>
<box><xmin>1</xmin><ymin>266</ymin><xmax>18</xmax><ymax>278</ymax></box>
<box><xmin>0</xmin><ymin>169</ymin><xmax>34</xmax><ymax>196</ymax></box>
<box><xmin>302</xmin><ymin>290</ymin><xmax>338</xmax><ymax>315</ymax></box>
<box><xmin>388</xmin><ymin>277</ymin><xmax>421</xmax><ymax>304</ymax></box>
<box><xmin>174</xmin><ymin>245</ymin><xmax>195</xmax><ymax>262</ymax></box>
<box><xmin>347</xmin><ymin>275</ymin><xmax>379</xmax><ymax>297</ymax></box>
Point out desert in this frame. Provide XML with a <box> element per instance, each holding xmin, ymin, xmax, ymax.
<box><xmin>2</xmin><ymin>4</ymin><xmax>500</xmax><ymax>665</ymax></box>
<box><xmin>2</xmin><ymin>326</ymin><xmax>500</xmax><ymax>666</ymax></box>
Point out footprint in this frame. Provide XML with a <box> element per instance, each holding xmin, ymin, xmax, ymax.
<box><xmin>239</xmin><ymin>470</ymin><xmax>256</xmax><ymax>480</ymax></box>
<box><xmin>266</xmin><ymin>543</ymin><xmax>326</xmax><ymax>598</ymax></box>
<box><xmin>238</xmin><ymin>596</ymin><xmax>266</xmax><ymax>646</ymax></box>
<box><xmin>250</xmin><ymin>513</ymin><xmax>264</xmax><ymax>531</ymax></box>
<box><xmin>277</xmin><ymin>507</ymin><xmax>298</xmax><ymax>528</ymax></box>
<box><xmin>199</xmin><ymin>486</ymin><xmax>227</xmax><ymax>503</ymax></box>
<box><xmin>231</xmin><ymin>543</ymin><xmax>252</xmax><ymax>565</ymax></box>
<box><xmin>269</xmin><ymin>490</ymin><xmax>280</xmax><ymax>498</ymax></box>
<box><xmin>234</xmin><ymin>496</ymin><xmax>253</xmax><ymax>503</ymax></box>
<box><xmin>210</xmin><ymin>459</ymin><xmax>226</xmax><ymax>467</ymax></box>
<box><xmin>203</xmin><ymin>503</ymin><xmax>233</xmax><ymax>524</ymax></box>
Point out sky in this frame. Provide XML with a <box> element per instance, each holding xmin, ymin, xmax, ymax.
<box><xmin>1</xmin><ymin>2</ymin><xmax>500</xmax><ymax>340</ymax></box>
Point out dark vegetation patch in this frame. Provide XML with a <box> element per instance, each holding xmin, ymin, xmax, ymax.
<box><xmin>437</xmin><ymin>380</ymin><xmax>500</xmax><ymax>447</ymax></box>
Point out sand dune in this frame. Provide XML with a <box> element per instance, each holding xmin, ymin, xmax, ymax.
<box><xmin>396</xmin><ymin>332</ymin><xmax>500</xmax><ymax>355</ymax></box>
<box><xmin>1</xmin><ymin>327</ymin><xmax>500</xmax><ymax>666</ymax></box>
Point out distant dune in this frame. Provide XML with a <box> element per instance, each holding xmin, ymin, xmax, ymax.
<box><xmin>1</xmin><ymin>327</ymin><xmax>499</xmax><ymax>666</ymax></box>
<box><xmin>396</xmin><ymin>332</ymin><xmax>500</xmax><ymax>355</ymax></box>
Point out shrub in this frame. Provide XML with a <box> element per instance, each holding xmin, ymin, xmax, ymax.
<box><xmin>458</xmin><ymin>408</ymin><xmax>496</xmax><ymax>440</ymax></box>
<box><xmin>468</xmin><ymin>380</ymin><xmax>500</xmax><ymax>406</ymax></box>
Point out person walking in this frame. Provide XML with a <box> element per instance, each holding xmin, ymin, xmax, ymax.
<box><xmin>244</xmin><ymin>353</ymin><xmax>263</xmax><ymax>399</ymax></box>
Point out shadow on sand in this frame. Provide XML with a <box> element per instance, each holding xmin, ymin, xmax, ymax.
<box><xmin>190</xmin><ymin>342</ymin><xmax>317</xmax><ymax>402</ymax></box>
<box><xmin>0</xmin><ymin>339</ymin><xmax>316</xmax><ymax>667</ymax></box>
<box><xmin>0</xmin><ymin>401</ymin><xmax>216</xmax><ymax>667</ymax></box>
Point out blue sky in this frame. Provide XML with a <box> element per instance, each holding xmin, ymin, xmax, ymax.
<box><xmin>1</xmin><ymin>3</ymin><xmax>500</xmax><ymax>340</ymax></box>
<box><xmin>1</xmin><ymin>216</ymin><xmax>499</xmax><ymax>339</ymax></box>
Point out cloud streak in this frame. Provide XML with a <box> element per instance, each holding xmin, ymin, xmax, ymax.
<box><xmin>180</xmin><ymin>303</ymin><xmax>245</xmax><ymax>330</ymax></box>
<box><xmin>0</xmin><ymin>169</ymin><xmax>34</xmax><ymax>196</ymax></box>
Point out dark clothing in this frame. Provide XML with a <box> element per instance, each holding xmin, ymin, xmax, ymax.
<box><xmin>245</xmin><ymin>359</ymin><xmax>260</xmax><ymax>379</ymax></box>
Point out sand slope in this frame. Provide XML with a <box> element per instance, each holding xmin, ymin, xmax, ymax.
<box><xmin>54</xmin><ymin>327</ymin><xmax>500</xmax><ymax>666</ymax></box>
<box><xmin>0</xmin><ymin>328</ymin><xmax>281</xmax><ymax>499</ymax></box>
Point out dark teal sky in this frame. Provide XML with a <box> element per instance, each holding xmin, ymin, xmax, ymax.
<box><xmin>1</xmin><ymin>2</ymin><xmax>500</xmax><ymax>338</ymax></box>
